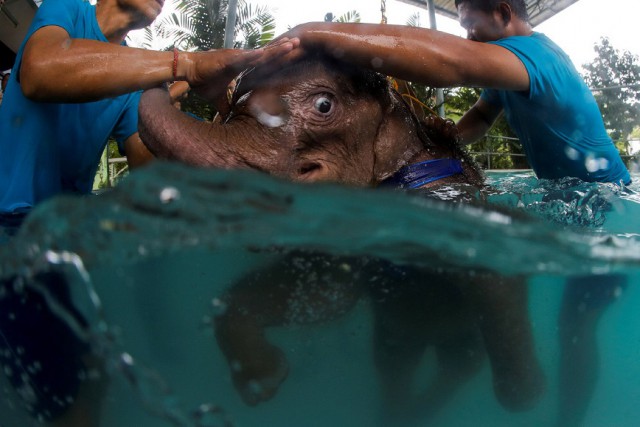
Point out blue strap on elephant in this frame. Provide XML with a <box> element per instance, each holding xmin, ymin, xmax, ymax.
<box><xmin>381</xmin><ymin>158</ymin><xmax>464</xmax><ymax>189</ymax></box>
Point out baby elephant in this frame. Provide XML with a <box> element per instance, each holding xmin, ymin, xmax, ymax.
<box><xmin>138</xmin><ymin>52</ymin><xmax>545</xmax><ymax>421</ymax></box>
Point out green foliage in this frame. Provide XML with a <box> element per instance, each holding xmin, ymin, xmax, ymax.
<box><xmin>238</xmin><ymin>3</ymin><xmax>277</xmax><ymax>48</ymax></box>
<box><xmin>324</xmin><ymin>10</ymin><xmax>361</xmax><ymax>23</ymax></box>
<box><xmin>445</xmin><ymin>88</ymin><xmax>525</xmax><ymax>169</ymax></box>
<box><xmin>157</xmin><ymin>0</ymin><xmax>276</xmax><ymax>51</ymax></box>
<box><xmin>140</xmin><ymin>0</ymin><xmax>277</xmax><ymax>120</ymax></box>
<box><xmin>93</xmin><ymin>139</ymin><xmax>128</xmax><ymax>190</ymax></box>
<box><xmin>581</xmin><ymin>37</ymin><xmax>640</xmax><ymax>142</ymax></box>
<box><xmin>335</xmin><ymin>11</ymin><xmax>361</xmax><ymax>23</ymax></box>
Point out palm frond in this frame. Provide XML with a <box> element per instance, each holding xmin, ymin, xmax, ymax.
<box><xmin>149</xmin><ymin>0</ymin><xmax>277</xmax><ymax>52</ymax></box>
<box><xmin>336</xmin><ymin>10</ymin><xmax>360</xmax><ymax>23</ymax></box>
<box><xmin>406</xmin><ymin>12</ymin><xmax>421</xmax><ymax>27</ymax></box>
<box><xmin>237</xmin><ymin>2</ymin><xmax>276</xmax><ymax>48</ymax></box>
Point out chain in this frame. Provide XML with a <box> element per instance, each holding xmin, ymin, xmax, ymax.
<box><xmin>381</xmin><ymin>0</ymin><xmax>387</xmax><ymax>24</ymax></box>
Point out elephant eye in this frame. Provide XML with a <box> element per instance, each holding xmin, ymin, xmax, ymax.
<box><xmin>314</xmin><ymin>97</ymin><xmax>333</xmax><ymax>114</ymax></box>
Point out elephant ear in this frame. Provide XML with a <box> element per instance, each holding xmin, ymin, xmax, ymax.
<box><xmin>371</xmin><ymin>89</ymin><xmax>427</xmax><ymax>184</ymax></box>
<box><xmin>390</xmin><ymin>78</ymin><xmax>427</xmax><ymax>122</ymax></box>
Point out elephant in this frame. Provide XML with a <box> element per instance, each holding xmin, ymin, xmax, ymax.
<box><xmin>138</xmin><ymin>51</ymin><xmax>545</xmax><ymax>422</ymax></box>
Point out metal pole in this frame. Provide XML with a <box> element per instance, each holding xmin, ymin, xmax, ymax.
<box><xmin>224</xmin><ymin>0</ymin><xmax>239</xmax><ymax>49</ymax></box>
<box><xmin>426</xmin><ymin>0</ymin><xmax>445</xmax><ymax>117</ymax></box>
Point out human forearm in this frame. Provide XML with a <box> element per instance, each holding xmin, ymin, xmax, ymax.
<box><xmin>289</xmin><ymin>22</ymin><xmax>473</xmax><ymax>88</ymax></box>
<box><xmin>20</xmin><ymin>27</ymin><xmax>298</xmax><ymax>103</ymax></box>
<box><xmin>456</xmin><ymin>100</ymin><xmax>500</xmax><ymax>145</ymax></box>
<box><xmin>457</xmin><ymin>111</ymin><xmax>491</xmax><ymax>145</ymax></box>
<box><xmin>285</xmin><ymin>22</ymin><xmax>529</xmax><ymax>91</ymax></box>
<box><xmin>21</xmin><ymin>35</ymin><xmax>177</xmax><ymax>102</ymax></box>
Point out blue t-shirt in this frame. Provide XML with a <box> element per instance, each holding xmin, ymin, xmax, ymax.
<box><xmin>481</xmin><ymin>32</ymin><xmax>630</xmax><ymax>185</ymax></box>
<box><xmin>0</xmin><ymin>0</ymin><xmax>141</xmax><ymax>213</ymax></box>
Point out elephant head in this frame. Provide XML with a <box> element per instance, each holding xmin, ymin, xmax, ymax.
<box><xmin>138</xmin><ymin>52</ymin><xmax>482</xmax><ymax>188</ymax></box>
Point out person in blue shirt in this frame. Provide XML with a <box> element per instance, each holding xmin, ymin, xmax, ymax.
<box><xmin>280</xmin><ymin>1</ymin><xmax>629</xmax><ymax>426</ymax></box>
<box><xmin>0</xmin><ymin>0</ymin><xmax>299</xmax><ymax>425</ymax></box>
<box><xmin>0</xmin><ymin>0</ymin><xmax>298</xmax><ymax>239</ymax></box>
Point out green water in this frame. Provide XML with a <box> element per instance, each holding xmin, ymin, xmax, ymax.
<box><xmin>1</xmin><ymin>163</ymin><xmax>639</xmax><ymax>426</ymax></box>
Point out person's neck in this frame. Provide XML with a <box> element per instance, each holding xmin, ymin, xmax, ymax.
<box><xmin>95</xmin><ymin>2</ymin><xmax>140</xmax><ymax>44</ymax></box>
<box><xmin>505</xmin><ymin>18</ymin><xmax>533</xmax><ymax>38</ymax></box>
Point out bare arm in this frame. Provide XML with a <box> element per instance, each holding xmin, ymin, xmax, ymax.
<box><xmin>20</xmin><ymin>26</ymin><xmax>298</xmax><ymax>103</ymax></box>
<box><xmin>456</xmin><ymin>97</ymin><xmax>502</xmax><ymax>145</ymax></box>
<box><xmin>284</xmin><ymin>22</ymin><xmax>529</xmax><ymax>91</ymax></box>
<box><xmin>123</xmin><ymin>133</ymin><xmax>154</xmax><ymax>169</ymax></box>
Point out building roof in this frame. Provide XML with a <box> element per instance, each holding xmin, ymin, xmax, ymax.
<box><xmin>397</xmin><ymin>0</ymin><xmax>581</xmax><ymax>27</ymax></box>
<box><xmin>0</xmin><ymin>0</ymin><xmax>39</xmax><ymax>70</ymax></box>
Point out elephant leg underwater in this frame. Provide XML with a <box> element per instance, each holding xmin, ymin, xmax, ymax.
<box><xmin>460</xmin><ymin>272</ymin><xmax>546</xmax><ymax>411</ymax></box>
<box><xmin>213</xmin><ymin>251</ymin><xmax>366</xmax><ymax>406</ymax></box>
<box><xmin>370</xmin><ymin>266</ymin><xmax>485</xmax><ymax>425</ymax></box>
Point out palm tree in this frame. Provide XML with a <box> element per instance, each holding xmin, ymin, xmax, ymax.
<box><xmin>140</xmin><ymin>0</ymin><xmax>277</xmax><ymax>51</ymax></box>
<box><xmin>323</xmin><ymin>10</ymin><xmax>361</xmax><ymax>24</ymax></box>
<box><xmin>134</xmin><ymin>0</ymin><xmax>277</xmax><ymax>120</ymax></box>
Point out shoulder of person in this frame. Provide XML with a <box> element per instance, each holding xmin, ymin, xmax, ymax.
<box><xmin>35</xmin><ymin>0</ymin><xmax>86</xmax><ymax>22</ymax></box>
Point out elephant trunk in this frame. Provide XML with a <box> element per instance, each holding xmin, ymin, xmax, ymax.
<box><xmin>138</xmin><ymin>88</ymin><xmax>282</xmax><ymax>171</ymax></box>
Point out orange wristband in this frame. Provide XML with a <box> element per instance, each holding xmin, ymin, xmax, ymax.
<box><xmin>172</xmin><ymin>48</ymin><xmax>179</xmax><ymax>81</ymax></box>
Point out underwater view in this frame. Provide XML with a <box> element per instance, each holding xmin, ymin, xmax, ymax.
<box><xmin>1</xmin><ymin>163</ymin><xmax>639</xmax><ymax>427</ymax></box>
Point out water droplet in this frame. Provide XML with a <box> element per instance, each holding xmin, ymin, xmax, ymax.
<box><xmin>585</xmin><ymin>156</ymin><xmax>600</xmax><ymax>173</ymax></box>
<box><xmin>211</xmin><ymin>298</ymin><xmax>227</xmax><ymax>316</ymax></box>
<box><xmin>565</xmin><ymin>146</ymin><xmax>579</xmax><ymax>160</ymax></box>
<box><xmin>159</xmin><ymin>187</ymin><xmax>180</xmax><ymax>204</ymax></box>
<box><xmin>371</xmin><ymin>57</ymin><xmax>384</xmax><ymax>68</ymax></box>
<box><xmin>332</xmin><ymin>48</ymin><xmax>345</xmax><ymax>58</ymax></box>
<box><xmin>255</xmin><ymin>110</ymin><xmax>286</xmax><ymax>128</ymax></box>
<box><xmin>339</xmin><ymin>263</ymin><xmax>352</xmax><ymax>273</ymax></box>
<box><xmin>613</xmin><ymin>286</ymin><xmax>623</xmax><ymax>298</ymax></box>
<box><xmin>247</xmin><ymin>380</ymin><xmax>263</xmax><ymax>395</ymax></box>
<box><xmin>231</xmin><ymin>360</ymin><xmax>242</xmax><ymax>372</ymax></box>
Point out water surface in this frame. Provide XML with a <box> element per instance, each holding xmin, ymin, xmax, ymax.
<box><xmin>1</xmin><ymin>163</ymin><xmax>639</xmax><ymax>426</ymax></box>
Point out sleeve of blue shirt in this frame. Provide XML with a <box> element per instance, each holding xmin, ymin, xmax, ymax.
<box><xmin>13</xmin><ymin>0</ymin><xmax>81</xmax><ymax>78</ymax></box>
<box><xmin>480</xmin><ymin>87</ymin><xmax>501</xmax><ymax>108</ymax></box>
<box><xmin>25</xmin><ymin>0</ymin><xmax>80</xmax><ymax>43</ymax></box>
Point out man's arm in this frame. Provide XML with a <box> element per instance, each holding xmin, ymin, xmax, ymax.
<box><xmin>284</xmin><ymin>23</ymin><xmax>529</xmax><ymax>91</ymax></box>
<box><xmin>20</xmin><ymin>26</ymin><xmax>298</xmax><ymax>103</ymax></box>
<box><xmin>456</xmin><ymin>98</ymin><xmax>503</xmax><ymax>145</ymax></box>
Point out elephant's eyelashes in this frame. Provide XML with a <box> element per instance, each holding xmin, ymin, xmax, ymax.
<box><xmin>314</xmin><ymin>97</ymin><xmax>333</xmax><ymax>114</ymax></box>
<box><xmin>298</xmin><ymin>162</ymin><xmax>322</xmax><ymax>175</ymax></box>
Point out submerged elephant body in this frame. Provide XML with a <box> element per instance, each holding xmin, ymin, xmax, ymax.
<box><xmin>138</xmin><ymin>53</ymin><xmax>543</xmax><ymax>420</ymax></box>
